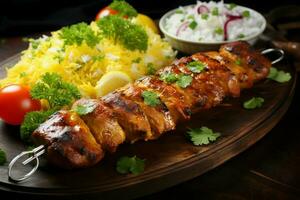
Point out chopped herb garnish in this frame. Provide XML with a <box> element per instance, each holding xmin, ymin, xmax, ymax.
<box><xmin>201</xmin><ymin>13</ymin><xmax>209</xmax><ymax>20</ymax></box>
<box><xmin>188</xmin><ymin>127</ymin><xmax>221</xmax><ymax>146</ymax></box>
<box><xmin>97</xmin><ymin>15</ymin><xmax>148</xmax><ymax>51</ymax></box>
<box><xmin>142</xmin><ymin>91</ymin><xmax>161</xmax><ymax>107</ymax></box>
<box><xmin>29</xmin><ymin>38</ymin><xmax>40</xmax><ymax>49</ymax></box>
<box><xmin>0</xmin><ymin>148</ymin><xmax>7</xmax><ymax>165</ymax></box>
<box><xmin>176</xmin><ymin>74</ymin><xmax>193</xmax><ymax>88</ymax></box>
<box><xmin>237</xmin><ymin>33</ymin><xmax>245</xmax><ymax>38</ymax></box>
<box><xmin>30</xmin><ymin>72</ymin><xmax>81</xmax><ymax>108</ymax></box>
<box><xmin>175</xmin><ymin>9</ymin><xmax>184</xmax><ymax>14</ymax></box>
<box><xmin>187</xmin><ymin>61</ymin><xmax>206</xmax><ymax>73</ymax></box>
<box><xmin>267</xmin><ymin>67</ymin><xmax>291</xmax><ymax>83</ymax></box>
<box><xmin>146</xmin><ymin>63</ymin><xmax>156</xmax><ymax>75</ymax></box>
<box><xmin>235</xmin><ymin>59</ymin><xmax>242</xmax><ymax>65</ymax></box>
<box><xmin>228</xmin><ymin>3</ymin><xmax>237</xmax><ymax>10</ymax></box>
<box><xmin>189</xmin><ymin>21</ymin><xmax>198</xmax><ymax>30</ymax></box>
<box><xmin>215</xmin><ymin>27</ymin><xmax>223</xmax><ymax>35</ymax></box>
<box><xmin>59</xmin><ymin>22</ymin><xmax>100</xmax><ymax>48</ymax></box>
<box><xmin>212</xmin><ymin>7</ymin><xmax>219</xmax><ymax>16</ymax></box>
<box><xmin>187</xmin><ymin>15</ymin><xmax>195</xmax><ymax>20</ymax></box>
<box><xmin>242</xmin><ymin>10</ymin><xmax>250</xmax><ymax>18</ymax></box>
<box><xmin>132</xmin><ymin>57</ymin><xmax>142</xmax><ymax>63</ymax></box>
<box><xmin>21</xmin><ymin>109</ymin><xmax>56</xmax><ymax>143</ymax></box>
<box><xmin>160</xmin><ymin>72</ymin><xmax>178</xmax><ymax>83</ymax></box>
<box><xmin>73</xmin><ymin>101</ymin><xmax>97</xmax><ymax>115</ymax></box>
<box><xmin>109</xmin><ymin>0</ymin><xmax>138</xmax><ymax>18</ymax></box>
<box><xmin>243</xmin><ymin>97</ymin><xmax>264</xmax><ymax>109</ymax></box>
<box><xmin>116</xmin><ymin>156</ymin><xmax>145</xmax><ymax>175</ymax></box>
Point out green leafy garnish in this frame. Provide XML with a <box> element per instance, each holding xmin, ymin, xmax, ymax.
<box><xmin>188</xmin><ymin>127</ymin><xmax>221</xmax><ymax>146</ymax></box>
<box><xmin>267</xmin><ymin>67</ymin><xmax>291</xmax><ymax>83</ymax></box>
<box><xmin>28</xmin><ymin>38</ymin><xmax>40</xmax><ymax>49</ymax></box>
<box><xmin>212</xmin><ymin>7</ymin><xmax>219</xmax><ymax>16</ymax></box>
<box><xmin>214</xmin><ymin>27</ymin><xmax>223</xmax><ymax>35</ymax></box>
<box><xmin>97</xmin><ymin>15</ymin><xmax>148</xmax><ymax>51</ymax></box>
<box><xmin>142</xmin><ymin>91</ymin><xmax>161</xmax><ymax>107</ymax></box>
<box><xmin>176</xmin><ymin>74</ymin><xmax>193</xmax><ymax>88</ymax></box>
<box><xmin>109</xmin><ymin>0</ymin><xmax>138</xmax><ymax>18</ymax></box>
<box><xmin>59</xmin><ymin>22</ymin><xmax>100</xmax><ymax>48</ymax></box>
<box><xmin>175</xmin><ymin>9</ymin><xmax>184</xmax><ymax>14</ymax></box>
<box><xmin>201</xmin><ymin>13</ymin><xmax>209</xmax><ymax>20</ymax></box>
<box><xmin>189</xmin><ymin>21</ymin><xmax>198</xmax><ymax>30</ymax></box>
<box><xmin>160</xmin><ymin>72</ymin><xmax>178</xmax><ymax>83</ymax></box>
<box><xmin>73</xmin><ymin>102</ymin><xmax>97</xmax><ymax>115</ymax></box>
<box><xmin>146</xmin><ymin>63</ymin><xmax>156</xmax><ymax>75</ymax></box>
<box><xmin>116</xmin><ymin>156</ymin><xmax>145</xmax><ymax>175</ymax></box>
<box><xmin>228</xmin><ymin>3</ymin><xmax>237</xmax><ymax>10</ymax></box>
<box><xmin>187</xmin><ymin>61</ymin><xmax>206</xmax><ymax>73</ymax></box>
<box><xmin>243</xmin><ymin>97</ymin><xmax>264</xmax><ymax>109</ymax></box>
<box><xmin>0</xmin><ymin>148</ymin><xmax>7</xmax><ymax>165</ymax></box>
<box><xmin>242</xmin><ymin>10</ymin><xmax>250</xmax><ymax>18</ymax></box>
<box><xmin>20</xmin><ymin>109</ymin><xmax>56</xmax><ymax>143</ymax></box>
<box><xmin>235</xmin><ymin>59</ymin><xmax>242</xmax><ymax>65</ymax></box>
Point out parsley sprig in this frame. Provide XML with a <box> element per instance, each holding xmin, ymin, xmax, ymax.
<box><xmin>116</xmin><ymin>156</ymin><xmax>145</xmax><ymax>175</ymax></box>
<box><xmin>109</xmin><ymin>0</ymin><xmax>138</xmax><ymax>18</ymax></box>
<box><xmin>188</xmin><ymin>127</ymin><xmax>221</xmax><ymax>145</ymax></box>
<box><xmin>97</xmin><ymin>15</ymin><xmax>148</xmax><ymax>52</ymax></box>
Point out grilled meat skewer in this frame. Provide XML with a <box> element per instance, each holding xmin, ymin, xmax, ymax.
<box><xmin>32</xmin><ymin>41</ymin><xmax>271</xmax><ymax>169</ymax></box>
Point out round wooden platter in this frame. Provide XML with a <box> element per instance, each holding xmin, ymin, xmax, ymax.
<box><xmin>0</xmin><ymin>53</ymin><xmax>296</xmax><ymax>200</ymax></box>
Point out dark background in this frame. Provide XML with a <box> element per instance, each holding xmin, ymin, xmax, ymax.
<box><xmin>0</xmin><ymin>0</ymin><xmax>300</xmax><ymax>36</ymax></box>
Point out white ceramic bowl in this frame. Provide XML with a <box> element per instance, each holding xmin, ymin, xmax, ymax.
<box><xmin>159</xmin><ymin>4</ymin><xmax>267</xmax><ymax>54</ymax></box>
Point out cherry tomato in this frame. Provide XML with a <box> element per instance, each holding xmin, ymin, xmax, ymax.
<box><xmin>0</xmin><ymin>84</ymin><xmax>41</xmax><ymax>125</ymax></box>
<box><xmin>95</xmin><ymin>6</ymin><xmax>119</xmax><ymax>20</ymax></box>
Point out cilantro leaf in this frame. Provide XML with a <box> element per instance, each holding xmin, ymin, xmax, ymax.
<box><xmin>267</xmin><ymin>67</ymin><xmax>291</xmax><ymax>83</ymax></box>
<box><xmin>160</xmin><ymin>72</ymin><xmax>178</xmax><ymax>83</ymax></box>
<box><xmin>188</xmin><ymin>127</ymin><xmax>221</xmax><ymax>145</ymax></box>
<box><xmin>189</xmin><ymin>21</ymin><xmax>198</xmax><ymax>30</ymax></box>
<box><xmin>0</xmin><ymin>148</ymin><xmax>7</xmax><ymax>165</ymax></box>
<box><xmin>242</xmin><ymin>10</ymin><xmax>250</xmax><ymax>18</ymax></box>
<box><xmin>212</xmin><ymin>7</ymin><xmax>219</xmax><ymax>16</ymax></box>
<box><xmin>243</xmin><ymin>97</ymin><xmax>264</xmax><ymax>109</ymax></box>
<box><xmin>109</xmin><ymin>0</ymin><xmax>138</xmax><ymax>18</ymax></box>
<box><xmin>73</xmin><ymin>101</ymin><xmax>97</xmax><ymax>115</ymax></box>
<box><xmin>116</xmin><ymin>156</ymin><xmax>145</xmax><ymax>175</ymax></box>
<box><xmin>187</xmin><ymin>61</ymin><xmax>206</xmax><ymax>73</ymax></box>
<box><xmin>20</xmin><ymin>109</ymin><xmax>56</xmax><ymax>143</ymax></box>
<box><xmin>59</xmin><ymin>22</ymin><xmax>100</xmax><ymax>48</ymax></box>
<box><xmin>97</xmin><ymin>15</ymin><xmax>148</xmax><ymax>52</ymax></box>
<box><xmin>142</xmin><ymin>91</ymin><xmax>161</xmax><ymax>107</ymax></box>
<box><xmin>30</xmin><ymin>73</ymin><xmax>81</xmax><ymax>108</ymax></box>
<box><xmin>176</xmin><ymin>74</ymin><xmax>193</xmax><ymax>88</ymax></box>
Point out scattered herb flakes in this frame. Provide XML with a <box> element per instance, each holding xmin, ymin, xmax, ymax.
<box><xmin>228</xmin><ymin>3</ymin><xmax>237</xmax><ymax>10</ymax></box>
<box><xmin>176</xmin><ymin>74</ymin><xmax>193</xmax><ymax>88</ymax></box>
<box><xmin>243</xmin><ymin>97</ymin><xmax>264</xmax><ymax>109</ymax></box>
<box><xmin>188</xmin><ymin>127</ymin><xmax>221</xmax><ymax>146</ymax></box>
<box><xmin>0</xmin><ymin>148</ymin><xmax>7</xmax><ymax>165</ymax></box>
<box><xmin>73</xmin><ymin>102</ymin><xmax>97</xmax><ymax>115</ymax></box>
<box><xmin>97</xmin><ymin>15</ymin><xmax>148</xmax><ymax>52</ymax></box>
<box><xmin>212</xmin><ymin>7</ymin><xmax>219</xmax><ymax>16</ymax></box>
<box><xmin>214</xmin><ymin>27</ymin><xmax>223</xmax><ymax>35</ymax></box>
<box><xmin>187</xmin><ymin>61</ymin><xmax>206</xmax><ymax>73</ymax></box>
<box><xmin>235</xmin><ymin>59</ymin><xmax>242</xmax><ymax>65</ymax></box>
<box><xmin>29</xmin><ymin>38</ymin><xmax>40</xmax><ymax>49</ymax></box>
<box><xmin>146</xmin><ymin>63</ymin><xmax>156</xmax><ymax>75</ymax></box>
<box><xmin>59</xmin><ymin>22</ymin><xmax>100</xmax><ymax>48</ymax></box>
<box><xmin>175</xmin><ymin>9</ymin><xmax>184</xmax><ymax>14</ymax></box>
<box><xmin>116</xmin><ymin>156</ymin><xmax>145</xmax><ymax>175</ymax></box>
<box><xmin>142</xmin><ymin>91</ymin><xmax>161</xmax><ymax>107</ymax></box>
<box><xmin>267</xmin><ymin>67</ymin><xmax>291</xmax><ymax>83</ymax></box>
<box><xmin>160</xmin><ymin>72</ymin><xmax>178</xmax><ymax>84</ymax></box>
<box><xmin>109</xmin><ymin>0</ymin><xmax>138</xmax><ymax>18</ymax></box>
<box><xmin>189</xmin><ymin>21</ymin><xmax>198</xmax><ymax>30</ymax></box>
<box><xmin>201</xmin><ymin>13</ymin><xmax>209</xmax><ymax>20</ymax></box>
<box><xmin>187</xmin><ymin>15</ymin><xmax>195</xmax><ymax>20</ymax></box>
<box><xmin>242</xmin><ymin>10</ymin><xmax>250</xmax><ymax>18</ymax></box>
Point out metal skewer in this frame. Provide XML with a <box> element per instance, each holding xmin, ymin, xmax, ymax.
<box><xmin>8</xmin><ymin>145</ymin><xmax>45</xmax><ymax>182</ymax></box>
<box><xmin>261</xmin><ymin>48</ymin><xmax>285</xmax><ymax>65</ymax></box>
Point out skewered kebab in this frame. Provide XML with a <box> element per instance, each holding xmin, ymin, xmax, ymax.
<box><xmin>31</xmin><ymin>41</ymin><xmax>271</xmax><ymax>169</ymax></box>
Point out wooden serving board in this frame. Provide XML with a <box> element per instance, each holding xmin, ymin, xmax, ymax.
<box><xmin>0</xmin><ymin>52</ymin><xmax>296</xmax><ymax>199</ymax></box>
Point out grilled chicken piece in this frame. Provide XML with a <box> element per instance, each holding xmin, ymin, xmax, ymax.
<box><xmin>31</xmin><ymin>41</ymin><xmax>272</xmax><ymax>169</ymax></box>
<box><xmin>32</xmin><ymin>110</ymin><xmax>103</xmax><ymax>169</ymax></box>
<box><xmin>72</xmin><ymin>99</ymin><xmax>125</xmax><ymax>153</ymax></box>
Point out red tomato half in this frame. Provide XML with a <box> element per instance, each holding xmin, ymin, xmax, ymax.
<box><xmin>95</xmin><ymin>6</ymin><xmax>119</xmax><ymax>20</ymax></box>
<box><xmin>0</xmin><ymin>84</ymin><xmax>41</xmax><ymax>125</ymax></box>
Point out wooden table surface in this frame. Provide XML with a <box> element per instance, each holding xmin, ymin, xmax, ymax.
<box><xmin>0</xmin><ymin>36</ymin><xmax>299</xmax><ymax>200</ymax></box>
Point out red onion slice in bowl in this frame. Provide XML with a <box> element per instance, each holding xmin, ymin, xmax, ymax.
<box><xmin>176</xmin><ymin>21</ymin><xmax>189</xmax><ymax>36</ymax></box>
<box><xmin>224</xmin><ymin>14</ymin><xmax>243</xmax><ymax>40</ymax></box>
<box><xmin>197</xmin><ymin>5</ymin><xmax>210</xmax><ymax>14</ymax></box>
